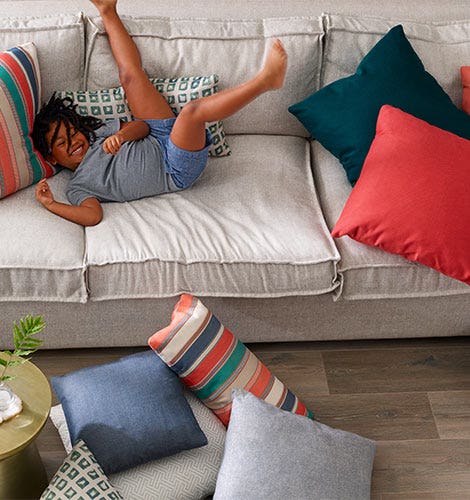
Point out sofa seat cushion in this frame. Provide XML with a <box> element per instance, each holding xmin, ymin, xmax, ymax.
<box><xmin>0</xmin><ymin>171</ymin><xmax>87</xmax><ymax>302</ymax></box>
<box><xmin>311</xmin><ymin>141</ymin><xmax>470</xmax><ymax>300</ymax></box>
<box><xmin>85</xmin><ymin>135</ymin><xmax>340</xmax><ymax>300</ymax></box>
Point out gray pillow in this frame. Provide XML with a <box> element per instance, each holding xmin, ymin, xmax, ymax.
<box><xmin>214</xmin><ymin>390</ymin><xmax>376</xmax><ymax>500</ymax></box>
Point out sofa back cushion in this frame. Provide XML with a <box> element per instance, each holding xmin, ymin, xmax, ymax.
<box><xmin>322</xmin><ymin>14</ymin><xmax>470</xmax><ymax>107</ymax></box>
<box><xmin>0</xmin><ymin>14</ymin><xmax>85</xmax><ymax>101</ymax></box>
<box><xmin>85</xmin><ymin>16</ymin><xmax>323</xmax><ymax>136</ymax></box>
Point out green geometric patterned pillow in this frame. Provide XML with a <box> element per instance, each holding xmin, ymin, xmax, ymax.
<box><xmin>57</xmin><ymin>74</ymin><xmax>231</xmax><ymax>157</ymax></box>
<box><xmin>56</xmin><ymin>87</ymin><xmax>131</xmax><ymax>123</ymax></box>
<box><xmin>40</xmin><ymin>439</ymin><xmax>124</xmax><ymax>500</ymax></box>
<box><xmin>150</xmin><ymin>75</ymin><xmax>231</xmax><ymax>157</ymax></box>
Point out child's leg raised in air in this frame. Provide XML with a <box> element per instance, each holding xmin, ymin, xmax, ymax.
<box><xmin>90</xmin><ymin>0</ymin><xmax>175</xmax><ymax>120</ymax></box>
<box><xmin>169</xmin><ymin>39</ymin><xmax>288</xmax><ymax>152</ymax></box>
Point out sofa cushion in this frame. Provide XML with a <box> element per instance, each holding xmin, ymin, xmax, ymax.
<box><xmin>0</xmin><ymin>170</ymin><xmax>87</xmax><ymax>302</ymax></box>
<box><xmin>311</xmin><ymin>141</ymin><xmax>470</xmax><ymax>300</ymax></box>
<box><xmin>322</xmin><ymin>14</ymin><xmax>470</xmax><ymax>106</ymax></box>
<box><xmin>0</xmin><ymin>14</ymin><xmax>84</xmax><ymax>100</ymax></box>
<box><xmin>85</xmin><ymin>135</ymin><xmax>340</xmax><ymax>300</ymax></box>
<box><xmin>85</xmin><ymin>15</ymin><xmax>323</xmax><ymax>136</ymax></box>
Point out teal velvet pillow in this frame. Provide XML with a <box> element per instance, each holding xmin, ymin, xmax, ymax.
<box><xmin>288</xmin><ymin>25</ymin><xmax>470</xmax><ymax>185</ymax></box>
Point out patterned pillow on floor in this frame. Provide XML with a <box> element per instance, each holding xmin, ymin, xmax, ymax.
<box><xmin>56</xmin><ymin>74</ymin><xmax>230</xmax><ymax>157</ymax></box>
<box><xmin>50</xmin><ymin>390</ymin><xmax>227</xmax><ymax>500</ymax></box>
<box><xmin>148</xmin><ymin>294</ymin><xmax>314</xmax><ymax>426</ymax></box>
<box><xmin>40</xmin><ymin>439</ymin><xmax>123</xmax><ymax>500</ymax></box>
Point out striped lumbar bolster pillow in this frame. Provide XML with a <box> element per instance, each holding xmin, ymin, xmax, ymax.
<box><xmin>0</xmin><ymin>43</ymin><xmax>56</xmax><ymax>199</ymax></box>
<box><xmin>148</xmin><ymin>294</ymin><xmax>314</xmax><ymax>426</ymax></box>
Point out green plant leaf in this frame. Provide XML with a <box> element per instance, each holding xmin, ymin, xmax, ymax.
<box><xmin>13</xmin><ymin>349</ymin><xmax>35</xmax><ymax>357</ymax></box>
<box><xmin>2</xmin><ymin>350</ymin><xmax>12</xmax><ymax>356</ymax></box>
<box><xmin>23</xmin><ymin>336</ymin><xmax>43</xmax><ymax>344</ymax></box>
<box><xmin>24</xmin><ymin>315</ymin><xmax>45</xmax><ymax>336</ymax></box>
<box><xmin>0</xmin><ymin>375</ymin><xmax>15</xmax><ymax>382</ymax></box>
<box><xmin>19</xmin><ymin>339</ymin><xmax>43</xmax><ymax>349</ymax></box>
<box><xmin>13</xmin><ymin>324</ymin><xmax>22</xmax><ymax>349</ymax></box>
<box><xmin>3</xmin><ymin>315</ymin><xmax>45</xmax><ymax>378</ymax></box>
<box><xmin>7</xmin><ymin>360</ymin><xmax>25</xmax><ymax>367</ymax></box>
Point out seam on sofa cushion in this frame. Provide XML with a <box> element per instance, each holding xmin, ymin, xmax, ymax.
<box><xmin>85</xmin><ymin>15</ymin><xmax>324</xmax><ymax>39</ymax></box>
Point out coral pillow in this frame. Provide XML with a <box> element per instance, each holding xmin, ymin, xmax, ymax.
<box><xmin>462</xmin><ymin>66</ymin><xmax>470</xmax><ymax>115</ymax></box>
<box><xmin>0</xmin><ymin>43</ymin><xmax>55</xmax><ymax>199</ymax></box>
<box><xmin>332</xmin><ymin>105</ymin><xmax>470</xmax><ymax>285</ymax></box>
<box><xmin>149</xmin><ymin>294</ymin><xmax>314</xmax><ymax>426</ymax></box>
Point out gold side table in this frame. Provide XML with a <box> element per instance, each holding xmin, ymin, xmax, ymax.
<box><xmin>0</xmin><ymin>359</ymin><xmax>51</xmax><ymax>499</ymax></box>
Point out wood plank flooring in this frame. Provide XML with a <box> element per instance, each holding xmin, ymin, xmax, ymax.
<box><xmin>33</xmin><ymin>336</ymin><xmax>470</xmax><ymax>499</ymax></box>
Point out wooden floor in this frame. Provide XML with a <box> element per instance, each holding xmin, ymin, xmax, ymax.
<box><xmin>34</xmin><ymin>335</ymin><xmax>470</xmax><ymax>500</ymax></box>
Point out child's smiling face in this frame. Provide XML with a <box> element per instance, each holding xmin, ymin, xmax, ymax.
<box><xmin>46</xmin><ymin>121</ymin><xmax>90</xmax><ymax>170</ymax></box>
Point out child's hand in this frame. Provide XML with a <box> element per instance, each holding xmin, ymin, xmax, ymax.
<box><xmin>102</xmin><ymin>133</ymin><xmax>123</xmax><ymax>155</ymax></box>
<box><xmin>35</xmin><ymin>179</ymin><xmax>55</xmax><ymax>207</ymax></box>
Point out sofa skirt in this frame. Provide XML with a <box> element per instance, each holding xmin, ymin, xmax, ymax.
<box><xmin>1</xmin><ymin>293</ymin><xmax>469</xmax><ymax>349</ymax></box>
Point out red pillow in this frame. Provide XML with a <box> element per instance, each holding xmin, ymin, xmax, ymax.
<box><xmin>332</xmin><ymin>105</ymin><xmax>470</xmax><ymax>285</ymax></box>
<box><xmin>462</xmin><ymin>66</ymin><xmax>470</xmax><ymax>115</ymax></box>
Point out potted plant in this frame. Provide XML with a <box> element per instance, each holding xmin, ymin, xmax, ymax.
<box><xmin>0</xmin><ymin>315</ymin><xmax>45</xmax><ymax>423</ymax></box>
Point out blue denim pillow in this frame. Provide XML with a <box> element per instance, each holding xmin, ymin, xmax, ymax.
<box><xmin>51</xmin><ymin>350</ymin><xmax>208</xmax><ymax>474</ymax></box>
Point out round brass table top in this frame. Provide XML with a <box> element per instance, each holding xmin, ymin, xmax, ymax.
<box><xmin>0</xmin><ymin>357</ymin><xmax>51</xmax><ymax>460</ymax></box>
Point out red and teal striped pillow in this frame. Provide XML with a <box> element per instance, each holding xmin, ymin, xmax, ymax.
<box><xmin>149</xmin><ymin>294</ymin><xmax>314</xmax><ymax>426</ymax></box>
<box><xmin>0</xmin><ymin>43</ymin><xmax>55</xmax><ymax>200</ymax></box>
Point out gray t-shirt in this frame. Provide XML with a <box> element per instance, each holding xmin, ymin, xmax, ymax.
<box><xmin>66</xmin><ymin>119</ymin><xmax>179</xmax><ymax>206</ymax></box>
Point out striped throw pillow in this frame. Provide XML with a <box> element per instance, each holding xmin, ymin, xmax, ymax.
<box><xmin>149</xmin><ymin>294</ymin><xmax>314</xmax><ymax>426</ymax></box>
<box><xmin>0</xmin><ymin>43</ymin><xmax>56</xmax><ymax>199</ymax></box>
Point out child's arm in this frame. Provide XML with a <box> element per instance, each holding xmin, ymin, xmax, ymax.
<box><xmin>35</xmin><ymin>179</ymin><xmax>102</xmax><ymax>226</ymax></box>
<box><xmin>102</xmin><ymin>119</ymin><xmax>150</xmax><ymax>155</ymax></box>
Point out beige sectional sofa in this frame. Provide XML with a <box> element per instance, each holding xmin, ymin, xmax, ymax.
<box><xmin>1</xmin><ymin>0</ymin><xmax>469</xmax><ymax>349</ymax></box>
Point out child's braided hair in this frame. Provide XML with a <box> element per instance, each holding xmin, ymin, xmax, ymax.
<box><xmin>32</xmin><ymin>93</ymin><xmax>104</xmax><ymax>159</ymax></box>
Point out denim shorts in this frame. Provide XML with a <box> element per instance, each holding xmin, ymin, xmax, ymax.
<box><xmin>144</xmin><ymin>117</ymin><xmax>212</xmax><ymax>190</ymax></box>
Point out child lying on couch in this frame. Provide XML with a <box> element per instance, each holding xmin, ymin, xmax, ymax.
<box><xmin>32</xmin><ymin>0</ymin><xmax>287</xmax><ymax>226</ymax></box>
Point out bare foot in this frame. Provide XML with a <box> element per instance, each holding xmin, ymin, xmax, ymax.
<box><xmin>90</xmin><ymin>0</ymin><xmax>117</xmax><ymax>14</ymax></box>
<box><xmin>258</xmin><ymin>39</ymin><xmax>288</xmax><ymax>91</ymax></box>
